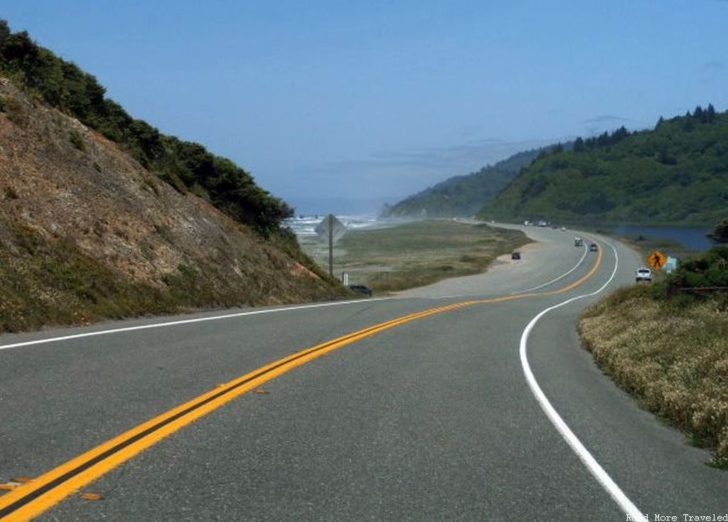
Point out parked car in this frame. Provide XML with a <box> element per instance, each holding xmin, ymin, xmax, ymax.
<box><xmin>511</xmin><ymin>251</ymin><xmax>522</xmax><ymax>260</ymax></box>
<box><xmin>589</xmin><ymin>243</ymin><xmax>598</xmax><ymax>252</ymax></box>
<box><xmin>348</xmin><ymin>284</ymin><xmax>373</xmax><ymax>296</ymax></box>
<box><xmin>635</xmin><ymin>267</ymin><xmax>653</xmax><ymax>282</ymax></box>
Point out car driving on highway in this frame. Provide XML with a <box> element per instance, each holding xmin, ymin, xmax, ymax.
<box><xmin>635</xmin><ymin>267</ymin><xmax>652</xmax><ymax>282</ymax></box>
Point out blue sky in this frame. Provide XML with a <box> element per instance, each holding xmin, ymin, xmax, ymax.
<box><xmin>3</xmin><ymin>1</ymin><xmax>728</xmax><ymax>213</ymax></box>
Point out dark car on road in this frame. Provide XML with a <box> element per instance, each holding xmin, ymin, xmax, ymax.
<box><xmin>511</xmin><ymin>251</ymin><xmax>522</xmax><ymax>260</ymax></box>
<box><xmin>348</xmin><ymin>284</ymin><xmax>373</xmax><ymax>296</ymax></box>
<box><xmin>589</xmin><ymin>243</ymin><xmax>598</xmax><ymax>252</ymax></box>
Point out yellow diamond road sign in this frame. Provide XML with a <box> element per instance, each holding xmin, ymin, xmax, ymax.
<box><xmin>647</xmin><ymin>250</ymin><xmax>667</xmax><ymax>270</ymax></box>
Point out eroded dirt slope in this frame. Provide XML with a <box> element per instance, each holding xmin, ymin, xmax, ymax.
<box><xmin>0</xmin><ymin>78</ymin><xmax>343</xmax><ymax>332</ymax></box>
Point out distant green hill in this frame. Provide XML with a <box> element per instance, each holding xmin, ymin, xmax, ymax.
<box><xmin>478</xmin><ymin>106</ymin><xmax>728</xmax><ymax>226</ymax></box>
<box><xmin>382</xmin><ymin>148</ymin><xmax>543</xmax><ymax>218</ymax></box>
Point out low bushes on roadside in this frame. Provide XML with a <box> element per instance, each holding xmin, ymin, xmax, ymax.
<box><xmin>580</xmin><ymin>279</ymin><xmax>728</xmax><ymax>467</ymax></box>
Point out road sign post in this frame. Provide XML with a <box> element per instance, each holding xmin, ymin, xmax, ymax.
<box><xmin>314</xmin><ymin>214</ymin><xmax>346</xmax><ymax>277</ymax></box>
<box><xmin>328</xmin><ymin>220</ymin><xmax>333</xmax><ymax>277</ymax></box>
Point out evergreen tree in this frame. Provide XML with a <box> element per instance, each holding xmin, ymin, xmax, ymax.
<box><xmin>0</xmin><ymin>19</ymin><xmax>10</xmax><ymax>44</ymax></box>
<box><xmin>694</xmin><ymin>105</ymin><xmax>704</xmax><ymax>122</ymax></box>
<box><xmin>706</xmin><ymin>104</ymin><xmax>717</xmax><ymax>123</ymax></box>
<box><xmin>611</xmin><ymin>126</ymin><xmax>629</xmax><ymax>142</ymax></box>
<box><xmin>596</xmin><ymin>131</ymin><xmax>610</xmax><ymax>147</ymax></box>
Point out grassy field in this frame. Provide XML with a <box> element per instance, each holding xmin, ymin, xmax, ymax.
<box><xmin>580</xmin><ymin>285</ymin><xmax>728</xmax><ymax>467</ymax></box>
<box><xmin>300</xmin><ymin>220</ymin><xmax>529</xmax><ymax>292</ymax></box>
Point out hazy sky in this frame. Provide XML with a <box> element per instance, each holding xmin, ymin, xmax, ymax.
<box><xmin>4</xmin><ymin>1</ymin><xmax>728</xmax><ymax>213</ymax></box>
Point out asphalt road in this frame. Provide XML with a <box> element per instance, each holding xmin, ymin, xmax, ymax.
<box><xmin>0</xmin><ymin>226</ymin><xmax>726</xmax><ymax>521</ymax></box>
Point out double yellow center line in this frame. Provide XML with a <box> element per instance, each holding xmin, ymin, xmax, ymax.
<box><xmin>0</xmin><ymin>245</ymin><xmax>603</xmax><ymax>521</ymax></box>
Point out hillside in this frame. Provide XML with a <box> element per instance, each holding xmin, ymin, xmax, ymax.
<box><xmin>382</xmin><ymin>149</ymin><xmax>541</xmax><ymax>218</ymax></box>
<box><xmin>0</xmin><ymin>41</ymin><xmax>345</xmax><ymax>333</ymax></box>
<box><xmin>478</xmin><ymin>107</ymin><xmax>728</xmax><ymax>225</ymax></box>
<box><xmin>0</xmin><ymin>21</ymin><xmax>289</xmax><ymax>235</ymax></box>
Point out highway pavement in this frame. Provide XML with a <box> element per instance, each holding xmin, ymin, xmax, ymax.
<box><xmin>0</xmin><ymin>225</ymin><xmax>726</xmax><ymax>521</ymax></box>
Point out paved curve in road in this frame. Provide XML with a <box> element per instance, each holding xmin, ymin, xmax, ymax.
<box><xmin>0</xmin><ymin>226</ymin><xmax>725</xmax><ymax>521</ymax></box>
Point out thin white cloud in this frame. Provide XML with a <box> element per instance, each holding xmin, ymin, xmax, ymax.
<box><xmin>582</xmin><ymin>115</ymin><xmax>632</xmax><ymax>136</ymax></box>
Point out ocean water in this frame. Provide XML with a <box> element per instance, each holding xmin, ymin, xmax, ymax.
<box><xmin>284</xmin><ymin>215</ymin><xmax>403</xmax><ymax>237</ymax></box>
<box><xmin>611</xmin><ymin>225</ymin><xmax>717</xmax><ymax>251</ymax></box>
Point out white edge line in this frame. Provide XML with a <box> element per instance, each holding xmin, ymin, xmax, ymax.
<box><xmin>0</xmin><ymin>230</ymin><xmax>590</xmax><ymax>352</ymax></box>
<box><xmin>519</xmin><ymin>239</ymin><xmax>647</xmax><ymax>521</ymax></box>
<box><xmin>0</xmin><ymin>231</ymin><xmax>594</xmax><ymax>352</ymax></box>
<box><xmin>436</xmin><ymin>235</ymin><xmax>589</xmax><ymax>300</ymax></box>
<box><xmin>0</xmin><ymin>297</ymin><xmax>393</xmax><ymax>351</ymax></box>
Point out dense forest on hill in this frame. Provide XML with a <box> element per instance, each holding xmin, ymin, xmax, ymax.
<box><xmin>0</xmin><ymin>20</ymin><xmax>291</xmax><ymax>235</ymax></box>
<box><xmin>478</xmin><ymin>106</ymin><xmax>728</xmax><ymax>225</ymax></box>
<box><xmin>382</xmin><ymin>148</ymin><xmax>542</xmax><ymax>218</ymax></box>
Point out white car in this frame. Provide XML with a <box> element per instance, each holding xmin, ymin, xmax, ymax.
<box><xmin>635</xmin><ymin>267</ymin><xmax>653</xmax><ymax>282</ymax></box>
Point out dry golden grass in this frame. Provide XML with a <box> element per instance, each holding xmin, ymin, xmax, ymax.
<box><xmin>580</xmin><ymin>285</ymin><xmax>728</xmax><ymax>466</ymax></box>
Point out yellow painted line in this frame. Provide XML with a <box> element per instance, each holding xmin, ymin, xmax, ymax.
<box><xmin>0</xmin><ymin>243</ymin><xmax>604</xmax><ymax>521</ymax></box>
<box><xmin>531</xmin><ymin>243</ymin><xmax>603</xmax><ymax>297</ymax></box>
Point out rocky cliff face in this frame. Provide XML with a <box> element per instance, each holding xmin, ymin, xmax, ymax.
<box><xmin>0</xmin><ymin>78</ymin><xmax>343</xmax><ymax>332</ymax></box>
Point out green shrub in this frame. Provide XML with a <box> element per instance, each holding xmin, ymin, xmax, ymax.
<box><xmin>669</xmin><ymin>246</ymin><xmax>728</xmax><ymax>288</ymax></box>
<box><xmin>710</xmin><ymin>218</ymin><xmax>728</xmax><ymax>243</ymax></box>
<box><xmin>3</xmin><ymin>95</ymin><xmax>25</xmax><ymax>125</ymax></box>
<box><xmin>69</xmin><ymin>130</ymin><xmax>85</xmax><ymax>151</ymax></box>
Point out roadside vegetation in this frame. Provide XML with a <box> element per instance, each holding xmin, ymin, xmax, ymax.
<box><xmin>303</xmin><ymin>220</ymin><xmax>528</xmax><ymax>292</ymax></box>
<box><xmin>710</xmin><ymin>218</ymin><xmax>728</xmax><ymax>243</ymax></box>
<box><xmin>579</xmin><ymin>245</ymin><xmax>728</xmax><ymax>467</ymax></box>
<box><xmin>0</xmin><ymin>221</ymin><xmax>344</xmax><ymax>334</ymax></box>
<box><xmin>479</xmin><ymin>106</ymin><xmax>728</xmax><ymax>226</ymax></box>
